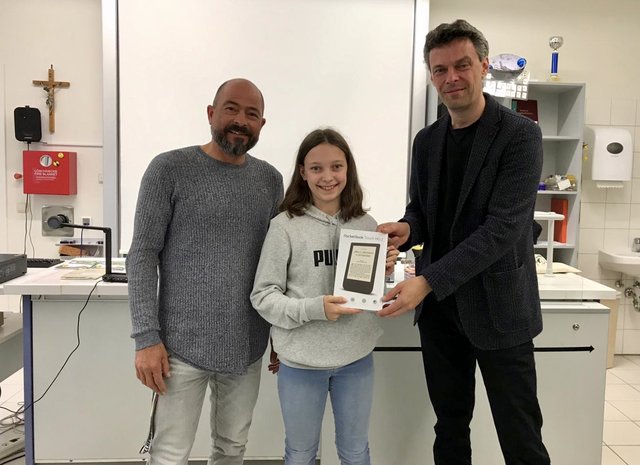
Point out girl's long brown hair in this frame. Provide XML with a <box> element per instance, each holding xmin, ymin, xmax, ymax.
<box><xmin>280</xmin><ymin>128</ymin><xmax>366</xmax><ymax>222</ymax></box>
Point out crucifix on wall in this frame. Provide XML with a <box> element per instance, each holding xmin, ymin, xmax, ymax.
<box><xmin>33</xmin><ymin>64</ymin><xmax>70</xmax><ymax>133</ymax></box>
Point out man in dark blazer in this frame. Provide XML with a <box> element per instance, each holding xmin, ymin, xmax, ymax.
<box><xmin>378</xmin><ymin>19</ymin><xmax>551</xmax><ymax>465</ymax></box>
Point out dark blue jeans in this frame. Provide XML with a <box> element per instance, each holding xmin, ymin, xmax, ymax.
<box><xmin>418</xmin><ymin>305</ymin><xmax>551</xmax><ymax>465</ymax></box>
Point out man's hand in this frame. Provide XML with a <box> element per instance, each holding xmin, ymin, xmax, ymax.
<box><xmin>324</xmin><ymin>295</ymin><xmax>361</xmax><ymax>321</ymax></box>
<box><xmin>135</xmin><ymin>343</ymin><xmax>170</xmax><ymax>395</ymax></box>
<box><xmin>378</xmin><ymin>276</ymin><xmax>432</xmax><ymax>318</ymax></box>
<box><xmin>377</xmin><ymin>222</ymin><xmax>410</xmax><ymax>249</ymax></box>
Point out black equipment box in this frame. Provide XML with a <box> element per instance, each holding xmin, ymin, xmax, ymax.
<box><xmin>0</xmin><ymin>254</ymin><xmax>28</xmax><ymax>284</ymax></box>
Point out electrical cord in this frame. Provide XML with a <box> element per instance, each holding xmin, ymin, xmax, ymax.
<box><xmin>0</xmin><ymin>421</ymin><xmax>23</xmax><ymax>437</ymax></box>
<box><xmin>0</xmin><ymin>452</ymin><xmax>26</xmax><ymax>465</ymax></box>
<box><xmin>22</xmin><ymin>194</ymin><xmax>35</xmax><ymax>257</ymax></box>
<box><xmin>0</xmin><ymin>387</ymin><xmax>24</xmax><ymax>430</ymax></box>
<box><xmin>21</xmin><ymin>145</ymin><xmax>35</xmax><ymax>256</ymax></box>
<box><xmin>27</xmin><ymin>196</ymin><xmax>35</xmax><ymax>258</ymax></box>
<box><xmin>15</xmin><ymin>280</ymin><xmax>101</xmax><ymax>417</ymax></box>
<box><xmin>22</xmin><ymin>195</ymin><xmax>27</xmax><ymax>255</ymax></box>
<box><xmin>0</xmin><ymin>279</ymin><xmax>101</xmax><ymax>457</ymax></box>
<box><xmin>0</xmin><ymin>405</ymin><xmax>21</xmax><ymax>418</ymax></box>
<box><xmin>1</xmin><ymin>403</ymin><xmax>23</xmax><ymax>427</ymax></box>
<box><xmin>1</xmin><ymin>246</ymin><xmax>101</xmax><ymax>449</ymax></box>
<box><xmin>80</xmin><ymin>228</ymin><xmax>85</xmax><ymax>257</ymax></box>
<box><xmin>0</xmin><ymin>424</ymin><xmax>23</xmax><ymax>438</ymax></box>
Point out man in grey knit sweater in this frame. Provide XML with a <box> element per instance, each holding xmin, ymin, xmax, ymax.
<box><xmin>127</xmin><ymin>78</ymin><xmax>283</xmax><ymax>465</ymax></box>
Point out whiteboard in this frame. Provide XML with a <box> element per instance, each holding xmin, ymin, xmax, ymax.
<box><xmin>117</xmin><ymin>0</ymin><xmax>426</xmax><ymax>250</ymax></box>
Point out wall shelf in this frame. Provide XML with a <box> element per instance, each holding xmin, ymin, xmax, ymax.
<box><xmin>54</xmin><ymin>237</ymin><xmax>104</xmax><ymax>258</ymax></box>
<box><xmin>534</xmin><ymin>211</ymin><xmax>565</xmax><ymax>275</ymax></box>
<box><xmin>542</xmin><ymin>135</ymin><xmax>581</xmax><ymax>142</ymax></box>
<box><xmin>535</xmin><ymin>242</ymin><xmax>575</xmax><ymax>249</ymax></box>
<box><xmin>527</xmin><ymin>82</ymin><xmax>585</xmax><ymax>266</ymax></box>
<box><xmin>536</xmin><ymin>191</ymin><xmax>578</xmax><ymax>195</ymax></box>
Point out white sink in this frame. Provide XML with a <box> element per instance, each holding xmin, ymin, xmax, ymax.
<box><xmin>599</xmin><ymin>249</ymin><xmax>640</xmax><ymax>277</ymax></box>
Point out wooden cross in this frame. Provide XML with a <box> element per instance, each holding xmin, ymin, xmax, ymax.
<box><xmin>33</xmin><ymin>65</ymin><xmax>70</xmax><ymax>133</ymax></box>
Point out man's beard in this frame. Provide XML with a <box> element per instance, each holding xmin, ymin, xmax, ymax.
<box><xmin>211</xmin><ymin>123</ymin><xmax>258</xmax><ymax>157</ymax></box>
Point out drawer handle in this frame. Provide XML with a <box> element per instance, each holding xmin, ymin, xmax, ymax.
<box><xmin>572</xmin><ymin>323</ymin><xmax>580</xmax><ymax>331</ymax></box>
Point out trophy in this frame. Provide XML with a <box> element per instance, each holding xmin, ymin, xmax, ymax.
<box><xmin>549</xmin><ymin>36</ymin><xmax>564</xmax><ymax>81</ymax></box>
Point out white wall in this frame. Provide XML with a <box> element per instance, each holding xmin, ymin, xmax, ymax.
<box><xmin>3</xmin><ymin>0</ymin><xmax>639</xmax><ymax>352</ymax></box>
<box><xmin>430</xmin><ymin>0</ymin><xmax>640</xmax><ymax>353</ymax></box>
<box><xmin>1</xmin><ymin>65</ymin><xmax>6</xmax><ymax>253</ymax></box>
<box><xmin>116</xmin><ymin>0</ymin><xmax>422</xmax><ymax>251</ymax></box>
<box><xmin>0</xmin><ymin>0</ymin><xmax>104</xmax><ymax>265</ymax></box>
<box><xmin>430</xmin><ymin>0</ymin><xmax>640</xmax><ymax>97</ymax></box>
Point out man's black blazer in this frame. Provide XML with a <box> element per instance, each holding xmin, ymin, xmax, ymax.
<box><xmin>403</xmin><ymin>94</ymin><xmax>543</xmax><ymax>350</ymax></box>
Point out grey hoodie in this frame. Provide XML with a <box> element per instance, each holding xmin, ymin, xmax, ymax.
<box><xmin>251</xmin><ymin>205</ymin><xmax>383</xmax><ymax>368</ymax></box>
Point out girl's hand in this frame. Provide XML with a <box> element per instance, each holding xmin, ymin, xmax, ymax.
<box><xmin>323</xmin><ymin>295</ymin><xmax>361</xmax><ymax>321</ymax></box>
<box><xmin>385</xmin><ymin>245</ymin><xmax>400</xmax><ymax>276</ymax></box>
<box><xmin>268</xmin><ymin>338</ymin><xmax>280</xmax><ymax>374</ymax></box>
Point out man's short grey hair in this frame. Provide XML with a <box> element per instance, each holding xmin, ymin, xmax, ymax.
<box><xmin>423</xmin><ymin>19</ymin><xmax>489</xmax><ymax>69</ymax></box>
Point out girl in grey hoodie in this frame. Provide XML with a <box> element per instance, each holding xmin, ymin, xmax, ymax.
<box><xmin>251</xmin><ymin>128</ymin><xmax>395</xmax><ymax>465</ymax></box>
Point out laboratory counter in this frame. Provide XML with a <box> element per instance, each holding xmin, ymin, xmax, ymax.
<box><xmin>1</xmin><ymin>267</ymin><xmax>616</xmax><ymax>465</ymax></box>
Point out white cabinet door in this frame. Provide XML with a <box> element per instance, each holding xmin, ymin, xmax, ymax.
<box><xmin>30</xmin><ymin>298</ymin><xmax>286</xmax><ymax>462</ymax></box>
<box><xmin>30</xmin><ymin>300</ymin><xmax>607</xmax><ymax>464</ymax></box>
<box><xmin>321</xmin><ymin>303</ymin><xmax>608</xmax><ymax>465</ymax></box>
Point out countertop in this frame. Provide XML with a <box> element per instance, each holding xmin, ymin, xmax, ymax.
<box><xmin>1</xmin><ymin>268</ymin><xmax>617</xmax><ymax>301</ymax></box>
<box><xmin>537</xmin><ymin>272</ymin><xmax>617</xmax><ymax>300</ymax></box>
<box><xmin>0</xmin><ymin>266</ymin><xmax>127</xmax><ymax>297</ymax></box>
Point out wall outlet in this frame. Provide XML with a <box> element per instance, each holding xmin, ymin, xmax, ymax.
<box><xmin>82</xmin><ymin>216</ymin><xmax>91</xmax><ymax>226</ymax></box>
<box><xmin>42</xmin><ymin>205</ymin><xmax>74</xmax><ymax>237</ymax></box>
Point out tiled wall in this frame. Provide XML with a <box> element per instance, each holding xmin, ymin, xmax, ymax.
<box><xmin>579</xmin><ymin>98</ymin><xmax>640</xmax><ymax>354</ymax></box>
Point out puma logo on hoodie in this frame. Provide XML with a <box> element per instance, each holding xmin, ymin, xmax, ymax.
<box><xmin>313</xmin><ymin>249</ymin><xmax>338</xmax><ymax>267</ymax></box>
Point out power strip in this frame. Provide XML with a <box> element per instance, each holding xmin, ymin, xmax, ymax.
<box><xmin>0</xmin><ymin>428</ymin><xmax>25</xmax><ymax>460</ymax></box>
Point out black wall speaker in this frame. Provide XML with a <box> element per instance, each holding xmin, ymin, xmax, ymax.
<box><xmin>14</xmin><ymin>106</ymin><xmax>42</xmax><ymax>142</ymax></box>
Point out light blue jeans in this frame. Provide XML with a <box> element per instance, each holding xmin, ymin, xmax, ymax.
<box><xmin>277</xmin><ymin>353</ymin><xmax>374</xmax><ymax>465</ymax></box>
<box><xmin>148</xmin><ymin>356</ymin><xmax>262</xmax><ymax>465</ymax></box>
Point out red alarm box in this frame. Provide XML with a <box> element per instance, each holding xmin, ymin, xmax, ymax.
<box><xmin>23</xmin><ymin>150</ymin><xmax>77</xmax><ymax>195</ymax></box>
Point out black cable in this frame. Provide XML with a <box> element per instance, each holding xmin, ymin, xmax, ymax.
<box><xmin>0</xmin><ymin>399</ymin><xmax>24</xmax><ymax>429</ymax></box>
<box><xmin>0</xmin><ymin>416</ymin><xmax>23</xmax><ymax>431</ymax></box>
<box><xmin>22</xmin><ymin>195</ymin><xmax>29</xmax><ymax>255</ymax></box>
<box><xmin>0</xmin><ymin>405</ymin><xmax>20</xmax><ymax>417</ymax></box>
<box><xmin>21</xmin><ymin>194</ymin><xmax>35</xmax><ymax>257</ymax></box>
<box><xmin>0</xmin><ymin>424</ymin><xmax>23</xmax><ymax>436</ymax></box>
<box><xmin>0</xmin><ymin>402</ymin><xmax>22</xmax><ymax>420</ymax></box>
<box><xmin>27</xmin><ymin>195</ymin><xmax>35</xmax><ymax>257</ymax></box>
<box><xmin>0</xmin><ymin>452</ymin><xmax>26</xmax><ymax>465</ymax></box>
<box><xmin>17</xmin><ymin>280</ymin><xmax>101</xmax><ymax>416</ymax></box>
<box><xmin>80</xmin><ymin>228</ymin><xmax>85</xmax><ymax>257</ymax></box>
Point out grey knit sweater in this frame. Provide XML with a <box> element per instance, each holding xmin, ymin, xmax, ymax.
<box><xmin>127</xmin><ymin>146</ymin><xmax>283</xmax><ymax>374</ymax></box>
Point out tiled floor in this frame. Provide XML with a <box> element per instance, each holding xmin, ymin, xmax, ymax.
<box><xmin>603</xmin><ymin>356</ymin><xmax>640</xmax><ymax>464</ymax></box>
<box><xmin>4</xmin><ymin>356</ymin><xmax>640</xmax><ymax>464</ymax></box>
